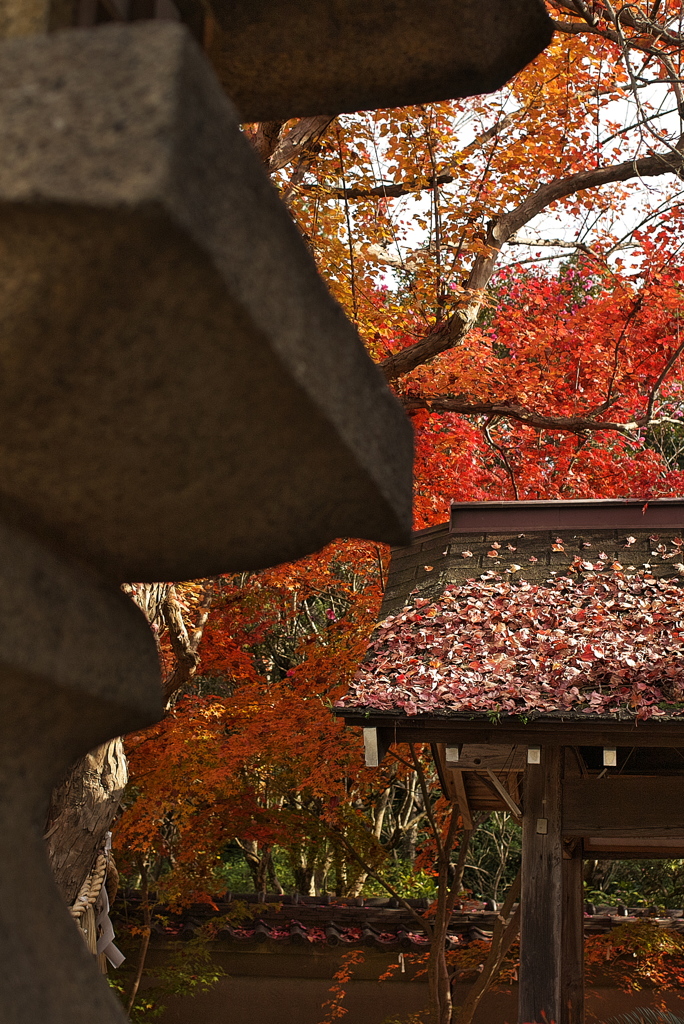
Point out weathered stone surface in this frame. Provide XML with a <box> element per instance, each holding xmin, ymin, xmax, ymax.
<box><xmin>0</xmin><ymin>0</ymin><xmax>49</xmax><ymax>38</ymax></box>
<box><xmin>204</xmin><ymin>0</ymin><xmax>553</xmax><ymax>121</ymax></box>
<box><xmin>0</xmin><ymin>22</ymin><xmax>412</xmax><ymax>583</ymax></box>
<box><xmin>0</xmin><ymin>518</ymin><xmax>160</xmax><ymax>1022</ymax></box>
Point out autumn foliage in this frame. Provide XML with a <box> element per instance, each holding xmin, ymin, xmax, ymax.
<box><xmin>115</xmin><ymin>540</ymin><xmax>407</xmax><ymax>902</ymax></box>
<box><xmin>406</xmin><ymin>264</ymin><xmax>684</xmax><ymax>524</ymax></box>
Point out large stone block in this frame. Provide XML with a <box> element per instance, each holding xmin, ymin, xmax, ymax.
<box><xmin>0</xmin><ymin>21</ymin><xmax>413</xmax><ymax>583</ymax></box>
<box><xmin>0</xmin><ymin>0</ymin><xmax>49</xmax><ymax>38</ymax></box>
<box><xmin>0</xmin><ymin>519</ymin><xmax>160</xmax><ymax>1023</ymax></box>
<box><xmin>204</xmin><ymin>0</ymin><xmax>553</xmax><ymax>121</ymax></box>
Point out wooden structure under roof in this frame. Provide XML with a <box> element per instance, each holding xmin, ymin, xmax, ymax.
<box><xmin>337</xmin><ymin>499</ymin><xmax>684</xmax><ymax>1024</ymax></box>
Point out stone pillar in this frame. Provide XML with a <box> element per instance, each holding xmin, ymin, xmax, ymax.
<box><xmin>0</xmin><ymin>519</ymin><xmax>161</xmax><ymax>1022</ymax></box>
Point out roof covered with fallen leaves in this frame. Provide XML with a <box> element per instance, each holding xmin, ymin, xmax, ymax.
<box><xmin>338</xmin><ymin>521</ymin><xmax>684</xmax><ymax>722</ymax></box>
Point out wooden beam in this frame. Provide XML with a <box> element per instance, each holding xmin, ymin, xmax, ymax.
<box><xmin>520</xmin><ymin>746</ymin><xmax>563</xmax><ymax>1024</ymax></box>
<box><xmin>340</xmin><ymin>712</ymin><xmax>684</xmax><ymax>748</ymax></box>
<box><xmin>363</xmin><ymin>727</ymin><xmax>391</xmax><ymax>767</ymax></box>
<box><xmin>481</xmin><ymin>768</ymin><xmax>522</xmax><ymax>821</ymax></box>
<box><xmin>563</xmin><ymin>776</ymin><xmax>684</xmax><ymax>837</ymax></box>
<box><xmin>507</xmin><ymin>770</ymin><xmax>522</xmax><ymax>807</ymax></box>
<box><xmin>450</xmin><ymin>496</ymin><xmax>684</xmax><ymax>533</ymax></box>
<box><xmin>561</xmin><ymin>840</ymin><xmax>584</xmax><ymax>1024</ymax></box>
<box><xmin>450</xmin><ymin>769</ymin><xmax>473</xmax><ymax>830</ymax></box>
<box><xmin>431</xmin><ymin>744</ymin><xmax>459</xmax><ymax>802</ymax></box>
<box><xmin>584</xmin><ymin>836</ymin><xmax>684</xmax><ymax>858</ymax></box>
<box><xmin>453</xmin><ymin>744</ymin><xmax>526</xmax><ymax>771</ymax></box>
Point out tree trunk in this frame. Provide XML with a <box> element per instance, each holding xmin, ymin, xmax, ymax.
<box><xmin>426</xmin><ymin>820</ymin><xmax>473</xmax><ymax>1024</ymax></box>
<box><xmin>313</xmin><ymin>846</ymin><xmax>333</xmax><ymax>896</ymax></box>
<box><xmin>293</xmin><ymin>860</ymin><xmax>315</xmax><ymax>895</ymax></box>
<box><xmin>45</xmin><ymin>738</ymin><xmax>127</xmax><ymax>905</ymax></box>
<box><xmin>454</xmin><ymin>871</ymin><xmax>521</xmax><ymax>1024</ymax></box>
<box><xmin>44</xmin><ymin>582</ymin><xmax>213</xmax><ymax>917</ymax></box>
<box><xmin>241</xmin><ymin>840</ymin><xmax>279</xmax><ymax>893</ymax></box>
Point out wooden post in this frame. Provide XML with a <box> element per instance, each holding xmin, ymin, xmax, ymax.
<box><xmin>561</xmin><ymin>841</ymin><xmax>584</xmax><ymax>1024</ymax></box>
<box><xmin>519</xmin><ymin>745</ymin><xmax>562</xmax><ymax>1024</ymax></box>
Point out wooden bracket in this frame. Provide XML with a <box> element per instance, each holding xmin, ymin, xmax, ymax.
<box><xmin>481</xmin><ymin>767</ymin><xmax>522</xmax><ymax>821</ymax></box>
<box><xmin>450</xmin><ymin>769</ymin><xmax>474</xmax><ymax>830</ymax></box>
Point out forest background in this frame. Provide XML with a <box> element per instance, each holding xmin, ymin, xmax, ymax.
<box><xmin>45</xmin><ymin>2</ymin><xmax>684</xmax><ymax>1020</ymax></box>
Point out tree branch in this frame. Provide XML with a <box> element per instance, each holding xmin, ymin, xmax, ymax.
<box><xmin>268</xmin><ymin>115</ymin><xmax>336</xmax><ymax>172</ymax></box>
<box><xmin>410</xmin><ymin>743</ymin><xmax>444</xmax><ymax>862</ymax></box>
<box><xmin>292</xmin><ymin>110</ymin><xmax>518</xmax><ymax>201</ymax></box>
<box><xmin>299</xmin><ymin>173</ymin><xmax>455</xmax><ymax>200</ymax></box>
<box><xmin>161</xmin><ymin>583</ymin><xmax>216</xmax><ymax>703</ymax></box>
<box><xmin>498</xmin><ymin>149</ymin><xmax>684</xmax><ymax>244</ymax></box>
<box><xmin>381</xmin><ymin>147</ymin><xmax>684</xmax><ymax>381</ymax></box>
<box><xmin>251</xmin><ymin>121</ymin><xmax>286</xmax><ymax>165</ymax></box>
<box><xmin>642</xmin><ymin>333</ymin><xmax>684</xmax><ymax>424</ymax></box>
<box><xmin>403</xmin><ymin>395</ymin><xmax>639</xmax><ymax>435</ymax></box>
<box><xmin>454</xmin><ymin>869</ymin><xmax>521</xmax><ymax>1024</ymax></box>
<box><xmin>482</xmin><ymin>418</ymin><xmax>520</xmax><ymax>499</ymax></box>
<box><xmin>327</xmin><ymin>825</ymin><xmax>433</xmax><ymax>937</ymax></box>
<box><xmin>508</xmin><ymin>234</ymin><xmax>600</xmax><ymax>256</ymax></box>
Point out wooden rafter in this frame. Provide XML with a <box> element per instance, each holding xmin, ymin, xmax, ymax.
<box><xmin>480</xmin><ymin>768</ymin><xmax>522</xmax><ymax>822</ymax></box>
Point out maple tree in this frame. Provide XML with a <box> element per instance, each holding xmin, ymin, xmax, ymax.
<box><xmin>45</xmin><ymin>580</ymin><xmax>215</xmax><ymax>911</ymax></box>
<box><xmin>111</xmin><ymin>541</ymin><xmax>420</xmax><ymax>1012</ymax></box>
<box><xmin>113</xmin><ymin>544</ymin><xmax>487</xmax><ymax>1021</ymax></box>
<box><xmin>250</xmin><ymin>0</ymin><xmax>684</xmax><ymax>528</ymax></box>
<box><xmin>273</xmin><ymin>16</ymin><xmax>684</xmax><ymax>1002</ymax></box>
<box><xmin>440</xmin><ymin>918</ymin><xmax>684</xmax><ymax>1017</ymax></box>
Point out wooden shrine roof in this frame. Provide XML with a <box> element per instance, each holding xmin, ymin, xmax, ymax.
<box><xmin>337</xmin><ymin>500</ymin><xmax>684</xmax><ymax>731</ymax></box>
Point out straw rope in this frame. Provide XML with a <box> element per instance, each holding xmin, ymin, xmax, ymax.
<box><xmin>69</xmin><ymin>850</ymin><xmax>108</xmax><ymax>920</ymax></box>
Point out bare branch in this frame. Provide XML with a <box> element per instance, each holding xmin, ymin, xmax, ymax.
<box><xmin>643</xmin><ymin>333</ymin><xmax>684</xmax><ymax>423</ymax></box>
<box><xmin>410</xmin><ymin>743</ymin><xmax>444</xmax><ymax>862</ymax></box>
<box><xmin>508</xmin><ymin>234</ymin><xmax>600</xmax><ymax>256</ymax></box>
<box><xmin>455</xmin><ymin>870</ymin><xmax>521</xmax><ymax>1024</ymax></box>
<box><xmin>551</xmin><ymin>17</ymin><xmax>591</xmax><ymax>33</ymax></box>
<box><xmin>327</xmin><ymin>825</ymin><xmax>433</xmax><ymax>937</ymax></box>
<box><xmin>482</xmin><ymin>418</ymin><xmax>520</xmax><ymax>499</ymax></box>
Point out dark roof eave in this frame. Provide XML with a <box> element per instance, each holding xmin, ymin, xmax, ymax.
<box><xmin>450</xmin><ymin>497</ymin><xmax>684</xmax><ymax>534</ymax></box>
<box><xmin>337</xmin><ymin>707</ymin><xmax>684</xmax><ymax>747</ymax></box>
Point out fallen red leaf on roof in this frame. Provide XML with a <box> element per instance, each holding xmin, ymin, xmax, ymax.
<box><xmin>337</xmin><ymin>568</ymin><xmax>684</xmax><ymax>720</ymax></box>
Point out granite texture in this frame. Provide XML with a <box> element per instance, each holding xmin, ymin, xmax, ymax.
<box><xmin>0</xmin><ymin>520</ymin><xmax>160</xmax><ymax>1022</ymax></box>
<box><xmin>0</xmin><ymin>0</ymin><xmax>49</xmax><ymax>37</ymax></box>
<box><xmin>0</xmin><ymin>21</ymin><xmax>412</xmax><ymax>582</ymax></box>
<box><xmin>204</xmin><ymin>0</ymin><xmax>553</xmax><ymax>121</ymax></box>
